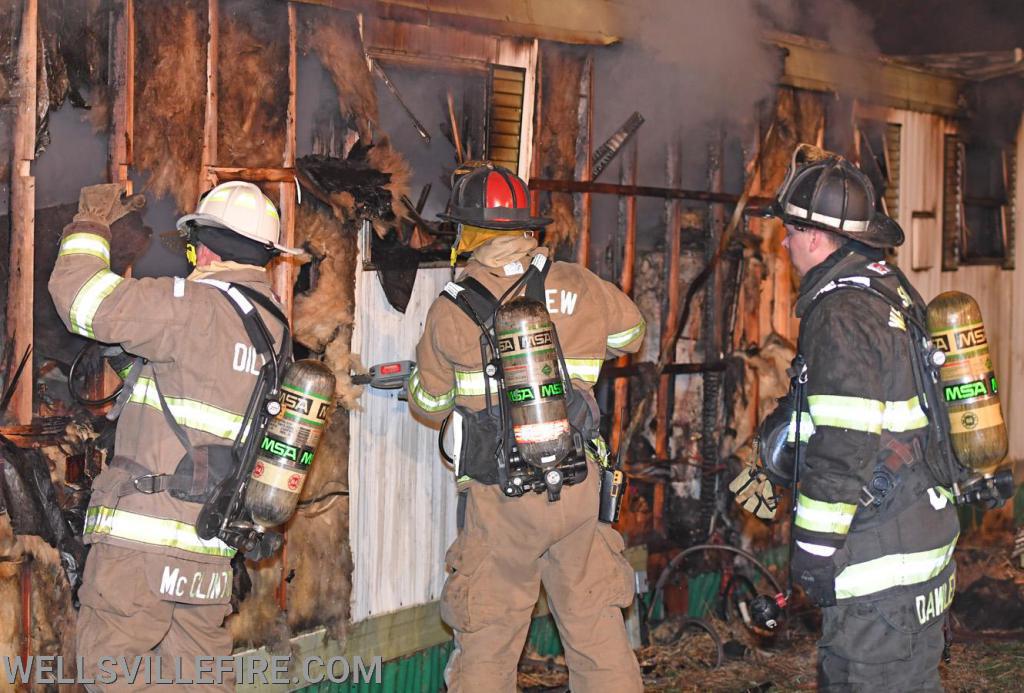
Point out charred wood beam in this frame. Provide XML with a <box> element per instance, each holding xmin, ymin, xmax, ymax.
<box><xmin>601</xmin><ymin>361</ymin><xmax>727</xmax><ymax>379</ymax></box>
<box><xmin>8</xmin><ymin>0</ymin><xmax>39</xmax><ymax>425</ymax></box>
<box><xmin>272</xmin><ymin>2</ymin><xmax>300</xmax><ymax>322</ymax></box>
<box><xmin>574</xmin><ymin>55</ymin><xmax>593</xmax><ymax>267</ymax></box>
<box><xmin>531</xmin><ymin>178</ymin><xmax>773</xmax><ymax>206</ymax></box>
<box><xmin>108</xmin><ymin>0</ymin><xmax>134</xmax><ymax>189</ymax></box>
<box><xmin>655</xmin><ymin>141</ymin><xmax>681</xmax><ymax>462</ymax></box>
<box><xmin>591</xmin><ymin>111</ymin><xmax>644</xmax><ymax>182</ymax></box>
<box><xmin>201</xmin><ymin>0</ymin><xmax>219</xmax><ymax>186</ymax></box>
<box><xmin>369</xmin><ymin>58</ymin><xmax>431</xmax><ymax>143</ymax></box>
<box><xmin>291</xmin><ymin>0</ymin><xmax>619</xmax><ymax>47</ymax></box>
<box><xmin>610</xmin><ymin>138</ymin><xmax>637</xmax><ymax>455</ymax></box>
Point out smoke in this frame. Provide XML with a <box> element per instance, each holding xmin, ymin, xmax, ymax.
<box><xmin>588</xmin><ymin>0</ymin><xmax>878</xmax><ymax>260</ymax></box>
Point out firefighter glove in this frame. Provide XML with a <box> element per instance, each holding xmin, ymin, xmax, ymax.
<box><xmin>791</xmin><ymin>546</ymin><xmax>837</xmax><ymax>607</ymax></box>
<box><xmin>74</xmin><ymin>184</ymin><xmax>146</xmax><ymax>226</ymax></box>
<box><xmin>729</xmin><ymin>465</ymin><xmax>778</xmax><ymax>520</ymax></box>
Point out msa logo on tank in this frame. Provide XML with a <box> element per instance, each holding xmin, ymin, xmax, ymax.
<box><xmin>498</xmin><ymin>330</ymin><xmax>553</xmax><ymax>354</ymax></box>
<box><xmin>159</xmin><ymin>565</ymin><xmax>231</xmax><ymax>601</ymax></box>
<box><xmin>250</xmin><ymin>384</ymin><xmax>331</xmax><ymax>498</ymax></box>
<box><xmin>507</xmin><ymin>381</ymin><xmax>566</xmax><ymax>403</ymax></box>
<box><xmin>915</xmin><ymin>572</ymin><xmax>955</xmax><ymax>625</ymax></box>
<box><xmin>931</xmin><ymin>323</ymin><xmax>987</xmax><ymax>353</ymax></box>
<box><xmin>944</xmin><ymin>376</ymin><xmax>999</xmax><ymax>404</ymax></box>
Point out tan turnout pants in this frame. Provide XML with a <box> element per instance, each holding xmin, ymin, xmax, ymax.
<box><xmin>440</xmin><ymin>464</ymin><xmax>643</xmax><ymax>692</ymax></box>
<box><xmin>75</xmin><ymin>544</ymin><xmax>234</xmax><ymax>692</ymax></box>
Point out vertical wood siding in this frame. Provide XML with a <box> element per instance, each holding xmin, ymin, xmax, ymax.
<box><xmin>349</xmin><ymin>266</ymin><xmax>457</xmax><ymax>622</ymax></box>
<box><xmin>895</xmin><ymin>110</ymin><xmax>1024</xmax><ymax>458</ymax></box>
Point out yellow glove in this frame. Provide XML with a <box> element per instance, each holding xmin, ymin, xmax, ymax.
<box><xmin>729</xmin><ymin>465</ymin><xmax>778</xmax><ymax>520</ymax></box>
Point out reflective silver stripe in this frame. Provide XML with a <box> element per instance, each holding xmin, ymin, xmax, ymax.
<box><xmin>453</xmin><ymin>370</ymin><xmax>498</xmax><ymax>397</ymax></box>
<box><xmin>195</xmin><ymin>278</ymin><xmax>255</xmax><ymax>314</ymax></box>
<box><xmin>129</xmin><ymin>376</ymin><xmax>244</xmax><ymax>440</ymax></box>
<box><xmin>84</xmin><ymin>506</ymin><xmax>235</xmax><ymax>557</ymax></box>
<box><xmin>409</xmin><ymin>369</ymin><xmax>455</xmax><ymax>412</ymax></box>
<box><xmin>787</xmin><ymin>411</ymin><xmax>815</xmax><ymax>443</ymax></box>
<box><xmin>835</xmin><ymin>535</ymin><xmax>958</xmax><ymax>600</ymax></box>
<box><xmin>796</xmin><ymin>540</ymin><xmax>837</xmax><ymax>557</ymax></box>
<box><xmin>565</xmin><ymin>358</ymin><xmax>603</xmax><ymax>383</ymax></box>
<box><xmin>58</xmin><ymin>233</ymin><xmax>111</xmax><ymax>263</ymax></box>
<box><xmin>607</xmin><ymin>320</ymin><xmax>645</xmax><ymax>349</ymax></box>
<box><xmin>69</xmin><ymin>270</ymin><xmax>124</xmax><ymax>338</ymax></box>
<box><xmin>794</xmin><ymin>493</ymin><xmax>857</xmax><ymax>535</ymax></box>
<box><xmin>784</xmin><ymin>202</ymin><xmax>869</xmax><ymax>233</ymax></box>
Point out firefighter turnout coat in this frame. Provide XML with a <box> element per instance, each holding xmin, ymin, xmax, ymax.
<box><xmin>408</xmin><ymin>236</ymin><xmax>645</xmax><ymax>436</ymax></box>
<box><xmin>792</xmin><ymin>245</ymin><xmax>960</xmax><ymax>622</ymax></box>
<box><xmin>48</xmin><ymin>220</ymin><xmax>285</xmax><ymax>600</ymax></box>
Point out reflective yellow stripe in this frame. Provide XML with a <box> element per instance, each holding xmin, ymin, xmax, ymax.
<box><xmin>787</xmin><ymin>411</ymin><xmax>815</xmax><ymax>443</ymax></box>
<box><xmin>808</xmin><ymin>394</ymin><xmax>884</xmax><ymax>433</ymax></box>
<box><xmin>882</xmin><ymin>396</ymin><xmax>929</xmax><ymax>432</ymax></box>
<box><xmin>888</xmin><ymin>307</ymin><xmax>906</xmax><ymax>331</ymax></box>
<box><xmin>129</xmin><ymin>377</ymin><xmax>244</xmax><ymax>440</ymax></box>
<box><xmin>409</xmin><ymin>369</ymin><xmax>455</xmax><ymax>412</ymax></box>
<box><xmin>835</xmin><ymin>534</ymin><xmax>958</xmax><ymax>600</ymax></box>
<box><xmin>565</xmin><ymin>358</ymin><xmax>603</xmax><ymax>383</ymax></box>
<box><xmin>453</xmin><ymin>370</ymin><xmax>501</xmax><ymax>397</ymax></box>
<box><xmin>808</xmin><ymin>394</ymin><xmax>927</xmax><ymax>434</ymax></box>
<box><xmin>794</xmin><ymin>493</ymin><xmax>857</xmax><ymax>535</ymax></box>
<box><xmin>84</xmin><ymin>506</ymin><xmax>235</xmax><ymax>557</ymax></box>
<box><xmin>69</xmin><ymin>270</ymin><xmax>123</xmax><ymax>338</ymax></box>
<box><xmin>59</xmin><ymin>233</ymin><xmax>111</xmax><ymax>263</ymax></box>
<box><xmin>607</xmin><ymin>320</ymin><xmax>645</xmax><ymax>349</ymax></box>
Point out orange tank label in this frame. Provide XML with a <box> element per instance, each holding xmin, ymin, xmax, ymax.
<box><xmin>251</xmin><ymin>459</ymin><xmax>306</xmax><ymax>494</ymax></box>
<box><xmin>949</xmin><ymin>402</ymin><xmax>1004</xmax><ymax>435</ymax></box>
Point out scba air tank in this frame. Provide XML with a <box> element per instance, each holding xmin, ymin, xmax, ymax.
<box><xmin>495</xmin><ymin>297</ymin><xmax>573</xmax><ymax>469</ymax></box>
<box><xmin>927</xmin><ymin>291</ymin><xmax>1007</xmax><ymax>474</ymax></box>
<box><xmin>245</xmin><ymin>360</ymin><xmax>336</xmax><ymax>526</ymax></box>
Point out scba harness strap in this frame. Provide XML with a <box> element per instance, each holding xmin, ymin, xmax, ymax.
<box><xmin>438</xmin><ymin>255</ymin><xmax>594</xmax><ymax>490</ymax></box>
<box><xmin>796</xmin><ymin>266</ymin><xmax>965</xmax><ymax>517</ymax></box>
<box><xmin>115</xmin><ymin>281</ymin><xmax>290</xmax><ymax>502</ymax></box>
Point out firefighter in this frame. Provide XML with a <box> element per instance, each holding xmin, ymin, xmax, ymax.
<box><xmin>408</xmin><ymin>164</ymin><xmax>645</xmax><ymax>692</ymax></box>
<box><xmin>49</xmin><ymin>181</ymin><xmax>298</xmax><ymax>691</ymax></box>
<box><xmin>756</xmin><ymin>146</ymin><xmax>960</xmax><ymax>690</ymax></box>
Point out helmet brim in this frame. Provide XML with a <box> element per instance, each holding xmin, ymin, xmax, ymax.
<box><xmin>176</xmin><ymin>212</ymin><xmax>304</xmax><ymax>255</ymax></box>
<box><xmin>437</xmin><ymin>212</ymin><xmax>552</xmax><ymax>230</ymax></box>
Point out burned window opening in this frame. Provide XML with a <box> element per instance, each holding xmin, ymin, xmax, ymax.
<box><xmin>961</xmin><ymin>140</ymin><xmax>1013</xmax><ymax>266</ymax></box>
<box><xmin>856</xmin><ymin>119</ymin><xmax>901</xmax><ymax>220</ymax></box>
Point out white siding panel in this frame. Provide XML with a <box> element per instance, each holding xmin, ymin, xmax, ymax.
<box><xmin>349</xmin><ymin>265</ymin><xmax>457</xmax><ymax>622</ymax></box>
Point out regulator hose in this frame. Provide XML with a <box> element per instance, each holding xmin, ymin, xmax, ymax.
<box><xmin>646</xmin><ymin>543</ymin><xmax>784</xmax><ymax>624</ymax></box>
<box><xmin>68</xmin><ymin>343</ymin><xmax>123</xmax><ymax>407</ymax></box>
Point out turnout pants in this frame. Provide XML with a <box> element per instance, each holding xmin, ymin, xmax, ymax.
<box><xmin>76</xmin><ymin>544</ymin><xmax>234</xmax><ymax>692</ymax></box>
<box><xmin>817</xmin><ymin>599</ymin><xmax>945</xmax><ymax>692</ymax></box>
<box><xmin>440</xmin><ymin>463</ymin><xmax>643</xmax><ymax>693</ymax></box>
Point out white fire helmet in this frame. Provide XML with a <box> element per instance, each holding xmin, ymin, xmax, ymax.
<box><xmin>176</xmin><ymin>181</ymin><xmax>302</xmax><ymax>255</ymax></box>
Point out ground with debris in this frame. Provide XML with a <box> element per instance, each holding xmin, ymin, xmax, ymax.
<box><xmin>519</xmin><ymin>540</ymin><xmax>1024</xmax><ymax>692</ymax></box>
